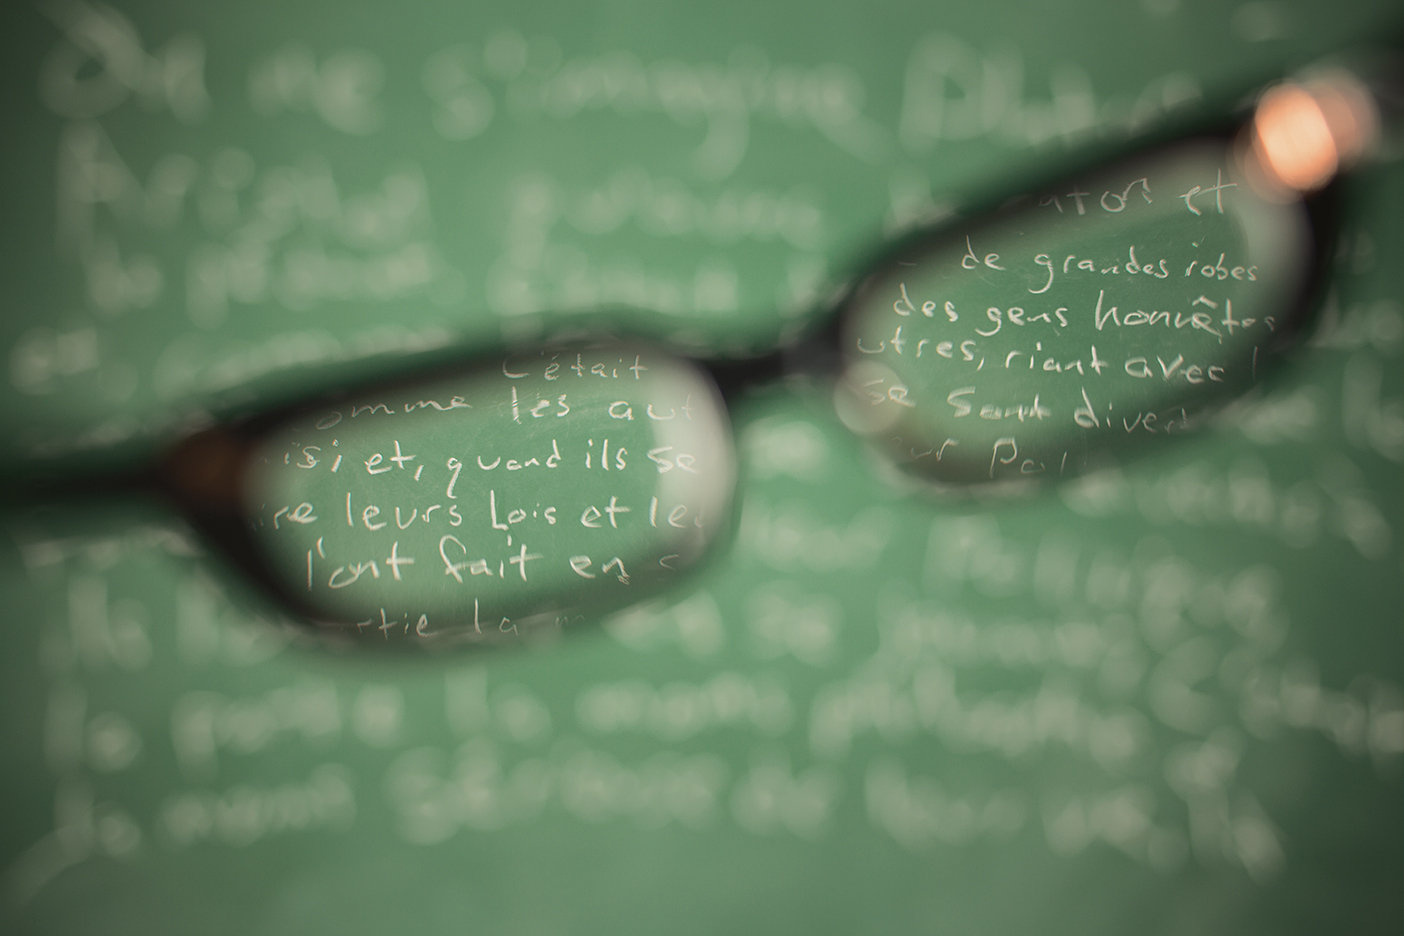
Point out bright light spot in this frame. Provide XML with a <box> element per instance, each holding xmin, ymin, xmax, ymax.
<box><xmin>1248</xmin><ymin>71</ymin><xmax>1379</xmax><ymax>195</ymax></box>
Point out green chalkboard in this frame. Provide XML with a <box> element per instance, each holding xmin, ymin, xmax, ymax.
<box><xmin>3</xmin><ymin>1</ymin><xmax>1404</xmax><ymax>935</ymax></box>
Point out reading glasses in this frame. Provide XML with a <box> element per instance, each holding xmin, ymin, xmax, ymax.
<box><xmin>14</xmin><ymin>53</ymin><xmax>1398</xmax><ymax>649</ymax></box>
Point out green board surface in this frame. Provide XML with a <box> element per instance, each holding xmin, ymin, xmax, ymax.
<box><xmin>3</xmin><ymin>1</ymin><xmax>1404</xmax><ymax>933</ymax></box>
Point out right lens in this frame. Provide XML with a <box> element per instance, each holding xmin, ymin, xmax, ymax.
<box><xmin>837</xmin><ymin>139</ymin><xmax>1315</xmax><ymax>485</ymax></box>
<box><xmin>238</xmin><ymin>342</ymin><xmax>735</xmax><ymax>647</ymax></box>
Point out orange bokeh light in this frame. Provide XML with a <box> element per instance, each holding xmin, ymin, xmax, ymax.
<box><xmin>1250</xmin><ymin>71</ymin><xmax>1379</xmax><ymax>194</ymax></box>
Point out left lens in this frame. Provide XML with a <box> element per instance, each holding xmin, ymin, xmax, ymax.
<box><xmin>239</xmin><ymin>342</ymin><xmax>734</xmax><ymax>647</ymax></box>
<box><xmin>837</xmin><ymin>139</ymin><xmax>1314</xmax><ymax>484</ymax></box>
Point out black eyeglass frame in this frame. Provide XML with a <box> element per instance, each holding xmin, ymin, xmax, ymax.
<box><xmin>5</xmin><ymin>45</ymin><xmax>1397</xmax><ymax>648</ymax></box>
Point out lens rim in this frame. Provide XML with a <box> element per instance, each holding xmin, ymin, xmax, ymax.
<box><xmin>159</xmin><ymin>335</ymin><xmax>740</xmax><ymax>651</ymax></box>
<box><xmin>828</xmin><ymin>126</ymin><xmax>1343</xmax><ymax>488</ymax></box>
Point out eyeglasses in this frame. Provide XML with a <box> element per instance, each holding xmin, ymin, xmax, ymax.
<box><xmin>13</xmin><ymin>55</ymin><xmax>1394</xmax><ymax>649</ymax></box>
